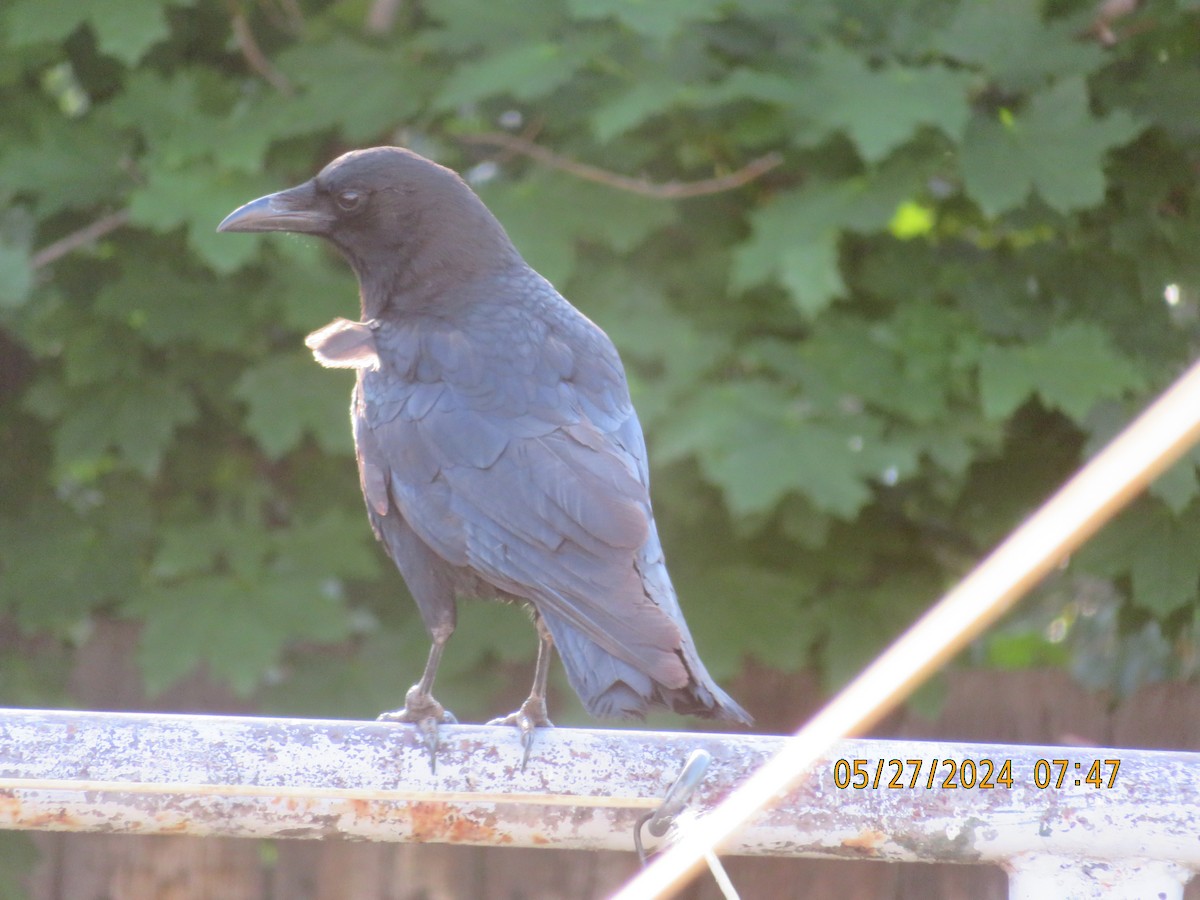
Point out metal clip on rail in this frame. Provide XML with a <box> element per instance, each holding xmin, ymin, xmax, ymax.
<box><xmin>634</xmin><ymin>749</ymin><xmax>740</xmax><ymax>900</ymax></box>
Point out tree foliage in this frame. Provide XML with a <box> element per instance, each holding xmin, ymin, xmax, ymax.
<box><xmin>1</xmin><ymin>0</ymin><xmax>1199</xmax><ymax>726</ymax></box>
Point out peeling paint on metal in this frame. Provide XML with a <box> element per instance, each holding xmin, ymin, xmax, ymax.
<box><xmin>0</xmin><ymin>705</ymin><xmax>1196</xmax><ymax>892</ymax></box>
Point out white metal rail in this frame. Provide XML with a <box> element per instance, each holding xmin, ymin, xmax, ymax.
<box><xmin>0</xmin><ymin>708</ymin><xmax>1195</xmax><ymax>898</ymax></box>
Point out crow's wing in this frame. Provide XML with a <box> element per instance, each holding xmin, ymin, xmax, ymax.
<box><xmin>346</xmin><ymin>295</ymin><xmax>690</xmax><ymax>690</ymax></box>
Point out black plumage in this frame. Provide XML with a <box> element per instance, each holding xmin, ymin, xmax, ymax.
<box><xmin>219</xmin><ymin>147</ymin><xmax>750</xmax><ymax>760</ymax></box>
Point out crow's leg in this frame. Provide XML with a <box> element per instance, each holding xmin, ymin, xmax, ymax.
<box><xmin>378</xmin><ymin>623</ymin><xmax>457</xmax><ymax>772</ymax></box>
<box><xmin>488</xmin><ymin>614</ymin><xmax>554</xmax><ymax>770</ymax></box>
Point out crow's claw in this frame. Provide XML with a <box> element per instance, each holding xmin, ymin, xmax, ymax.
<box><xmin>488</xmin><ymin>697</ymin><xmax>553</xmax><ymax>771</ymax></box>
<box><xmin>378</xmin><ymin>686</ymin><xmax>457</xmax><ymax>773</ymax></box>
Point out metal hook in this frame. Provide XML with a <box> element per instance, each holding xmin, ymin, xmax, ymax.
<box><xmin>633</xmin><ymin>750</ymin><xmax>740</xmax><ymax>899</ymax></box>
<box><xmin>635</xmin><ymin>749</ymin><xmax>712</xmax><ymax>864</ymax></box>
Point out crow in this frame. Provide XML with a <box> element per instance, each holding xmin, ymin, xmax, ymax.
<box><xmin>218</xmin><ymin>147</ymin><xmax>750</xmax><ymax>766</ymax></box>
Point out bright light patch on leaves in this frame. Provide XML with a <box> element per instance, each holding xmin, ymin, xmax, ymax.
<box><xmin>889</xmin><ymin>201</ymin><xmax>936</xmax><ymax>239</ymax></box>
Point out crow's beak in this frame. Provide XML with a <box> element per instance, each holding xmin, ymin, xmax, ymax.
<box><xmin>217</xmin><ymin>181</ymin><xmax>332</xmax><ymax>234</ymax></box>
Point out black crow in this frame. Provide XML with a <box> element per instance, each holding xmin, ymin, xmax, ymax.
<box><xmin>218</xmin><ymin>147</ymin><xmax>750</xmax><ymax>766</ymax></box>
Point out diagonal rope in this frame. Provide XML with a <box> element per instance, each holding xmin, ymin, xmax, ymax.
<box><xmin>616</xmin><ymin>356</ymin><xmax>1200</xmax><ymax>898</ymax></box>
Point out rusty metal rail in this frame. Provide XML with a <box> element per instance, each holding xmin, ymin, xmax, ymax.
<box><xmin>0</xmin><ymin>708</ymin><xmax>1196</xmax><ymax>897</ymax></box>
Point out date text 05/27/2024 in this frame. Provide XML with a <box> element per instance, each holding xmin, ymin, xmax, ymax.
<box><xmin>832</xmin><ymin>757</ymin><xmax>1121</xmax><ymax>791</ymax></box>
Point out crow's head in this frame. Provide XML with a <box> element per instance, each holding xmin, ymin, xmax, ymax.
<box><xmin>219</xmin><ymin>147</ymin><xmax>517</xmax><ymax>309</ymax></box>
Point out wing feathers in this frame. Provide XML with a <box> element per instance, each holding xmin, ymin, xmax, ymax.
<box><xmin>461</xmin><ymin>511</ymin><xmax>686</xmax><ymax>686</ymax></box>
<box><xmin>355</xmin><ymin>309</ymin><xmax>694</xmax><ymax>696</ymax></box>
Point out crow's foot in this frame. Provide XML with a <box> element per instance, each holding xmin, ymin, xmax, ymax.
<box><xmin>488</xmin><ymin>697</ymin><xmax>553</xmax><ymax>771</ymax></box>
<box><xmin>378</xmin><ymin>685</ymin><xmax>457</xmax><ymax>773</ymax></box>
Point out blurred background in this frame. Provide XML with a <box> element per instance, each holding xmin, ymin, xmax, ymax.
<box><xmin>1</xmin><ymin>0</ymin><xmax>1199</xmax><ymax>896</ymax></box>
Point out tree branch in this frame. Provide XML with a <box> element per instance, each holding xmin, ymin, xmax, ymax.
<box><xmin>364</xmin><ymin>0</ymin><xmax>404</xmax><ymax>35</ymax></box>
<box><xmin>231</xmin><ymin>9</ymin><xmax>294</xmax><ymax>96</ymax></box>
<box><xmin>1084</xmin><ymin>0</ymin><xmax>1143</xmax><ymax>44</ymax></box>
<box><xmin>31</xmin><ymin>210</ymin><xmax>131</xmax><ymax>271</ymax></box>
<box><xmin>459</xmin><ymin>132</ymin><xmax>783</xmax><ymax>200</ymax></box>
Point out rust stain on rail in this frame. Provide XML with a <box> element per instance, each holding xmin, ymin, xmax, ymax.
<box><xmin>409</xmin><ymin>801</ymin><xmax>511</xmax><ymax>845</ymax></box>
<box><xmin>842</xmin><ymin>829</ymin><xmax>887</xmax><ymax>854</ymax></box>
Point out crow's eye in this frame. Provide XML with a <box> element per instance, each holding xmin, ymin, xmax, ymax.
<box><xmin>336</xmin><ymin>190</ymin><xmax>363</xmax><ymax>211</ymax></box>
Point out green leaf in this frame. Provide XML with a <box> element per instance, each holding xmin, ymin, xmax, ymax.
<box><xmin>273</xmin><ymin>38</ymin><xmax>429</xmax><ymax>141</ymax></box>
<box><xmin>59</xmin><ymin>323</ymin><xmax>141</xmax><ymax>386</ymax></box>
<box><xmin>704</xmin><ymin>51</ymin><xmax>971</xmax><ymax>162</ymax></box>
<box><xmin>94</xmin><ymin>259</ymin><xmax>254</xmax><ymax>351</ymax></box>
<box><xmin>682</xmin><ymin>565</ymin><xmax>816</xmax><ymax>674</ymax></box>
<box><xmin>960</xmin><ymin>79</ymin><xmax>1142</xmax><ymax>217</ymax></box>
<box><xmin>1080</xmin><ymin>501</ymin><xmax>1200</xmax><ymax>618</ymax></box>
<box><xmin>0</xmin><ymin>115</ymin><xmax>129</xmax><ymax>215</ymax></box>
<box><xmin>129</xmin><ymin>508</ymin><xmax>361</xmax><ymax>699</ymax></box>
<box><xmin>730</xmin><ymin>183</ymin><xmax>847</xmax><ymax>314</ymax></box>
<box><xmin>272</xmin><ymin>511</ymin><xmax>381</xmax><ymax>582</ymax></box>
<box><xmin>5</xmin><ymin>0</ymin><xmax>195</xmax><ymax>65</ymax></box>
<box><xmin>590</xmin><ymin>79</ymin><xmax>686</xmax><ymax>142</ymax></box>
<box><xmin>977</xmin><ymin>322</ymin><xmax>1146</xmax><ymax>422</ymax></box>
<box><xmin>434</xmin><ymin>38</ymin><xmax>602</xmax><ymax>110</ymax></box>
<box><xmin>731</xmin><ymin>159</ymin><xmax>924</xmax><ymax>314</ymax></box>
<box><xmin>819</xmin><ymin>573</ymin><xmax>940</xmax><ymax>690</ymax></box>
<box><xmin>749</xmin><ymin>301</ymin><xmax>977</xmax><ymax>427</ymax></box>
<box><xmin>234</xmin><ymin>352</ymin><xmax>354</xmax><ymax>459</ymax></box>
<box><xmin>1149</xmin><ymin>449</ymin><xmax>1200</xmax><ymax>515</ymax></box>
<box><xmin>794</xmin><ymin>47</ymin><xmax>973</xmax><ymax>162</ymax></box>
<box><xmin>933</xmin><ymin>0</ymin><xmax>1105</xmax><ymax>92</ymax></box>
<box><xmin>480</xmin><ymin>172</ymin><xmax>676</xmax><ymax>286</ymax></box>
<box><xmin>726</xmin><ymin>416</ymin><xmax>917</xmax><ymax>518</ymax></box>
<box><xmin>1131</xmin><ymin>520</ymin><xmax>1200</xmax><ymax>618</ymax></box>
<box><xmin>986</xmin><ymin>631</ymin><xmax>1068</xmax><ymax>670</ymax></box>
<box><xmin>150</xmin><ymin>510</ymin><xmax>378</xmax><ymax>585</ymax></box>
<box><xmin>45</xmin><ymin>378</ymin><xmax>198</xmax><ymax>478</ymax></box>
<box><xmin>128</xmin><ymin>164</ymin><xmax>277</xmax><ymax>272</ymax></box>
<box><xmin>701</xmin><ymin>68</ymin><xmax>796</xmax><ymax>108</ymax></box>
<box><xmin>566</xmin><ymin>0</ymin><xmax>726</xmax><ymax>40</ymax></box>
<box><xmin>889</xmin><ymin>200</ymin><xmax>935</xmax><ymax>239</ymax></box>
<box><xmin>421</xmin><ymin>0</ymin><xmax>564</xmax><ymax>51</ymax></box>
<box><xmin>0</xmin><ymin>237</ymin><xmax>33</xmax><ymax>308</ymax></box>
<box><xmin>657</xmin><ymin>381</ymin><xmax>919</xmax><ymax>519</ymax></box>
<box><xmin>107</xmin><ymin>69</ymin><xmax>273</xmax><ymax>172</ymax></box>
<box><xmin>148</xmin><ymin>515</ymin><xmax>272</xmax><ymax>582</ymax></box>
<box><xmin>267</xmin><ymin>244</ymin><xmax>360</xmax><ymax>332</ymax></box>
<box><xmin>130</xmin><ymin>573</ymin><xmax>351</xmax><ymax>696</ymax></box>
<box><xmin>258</xmin><ymin>626</ymin><xmax>421</xmax><ymax>719</ymax></box>
<box><xmin>0</xmin><ymin>501</ymin><xmax>143</xmax><ymax>630</ymax></box>
<box><xmin>1104</xmin><ymin>53</ymin><xmax>1200</xmax><ymax>143</ymax></box>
